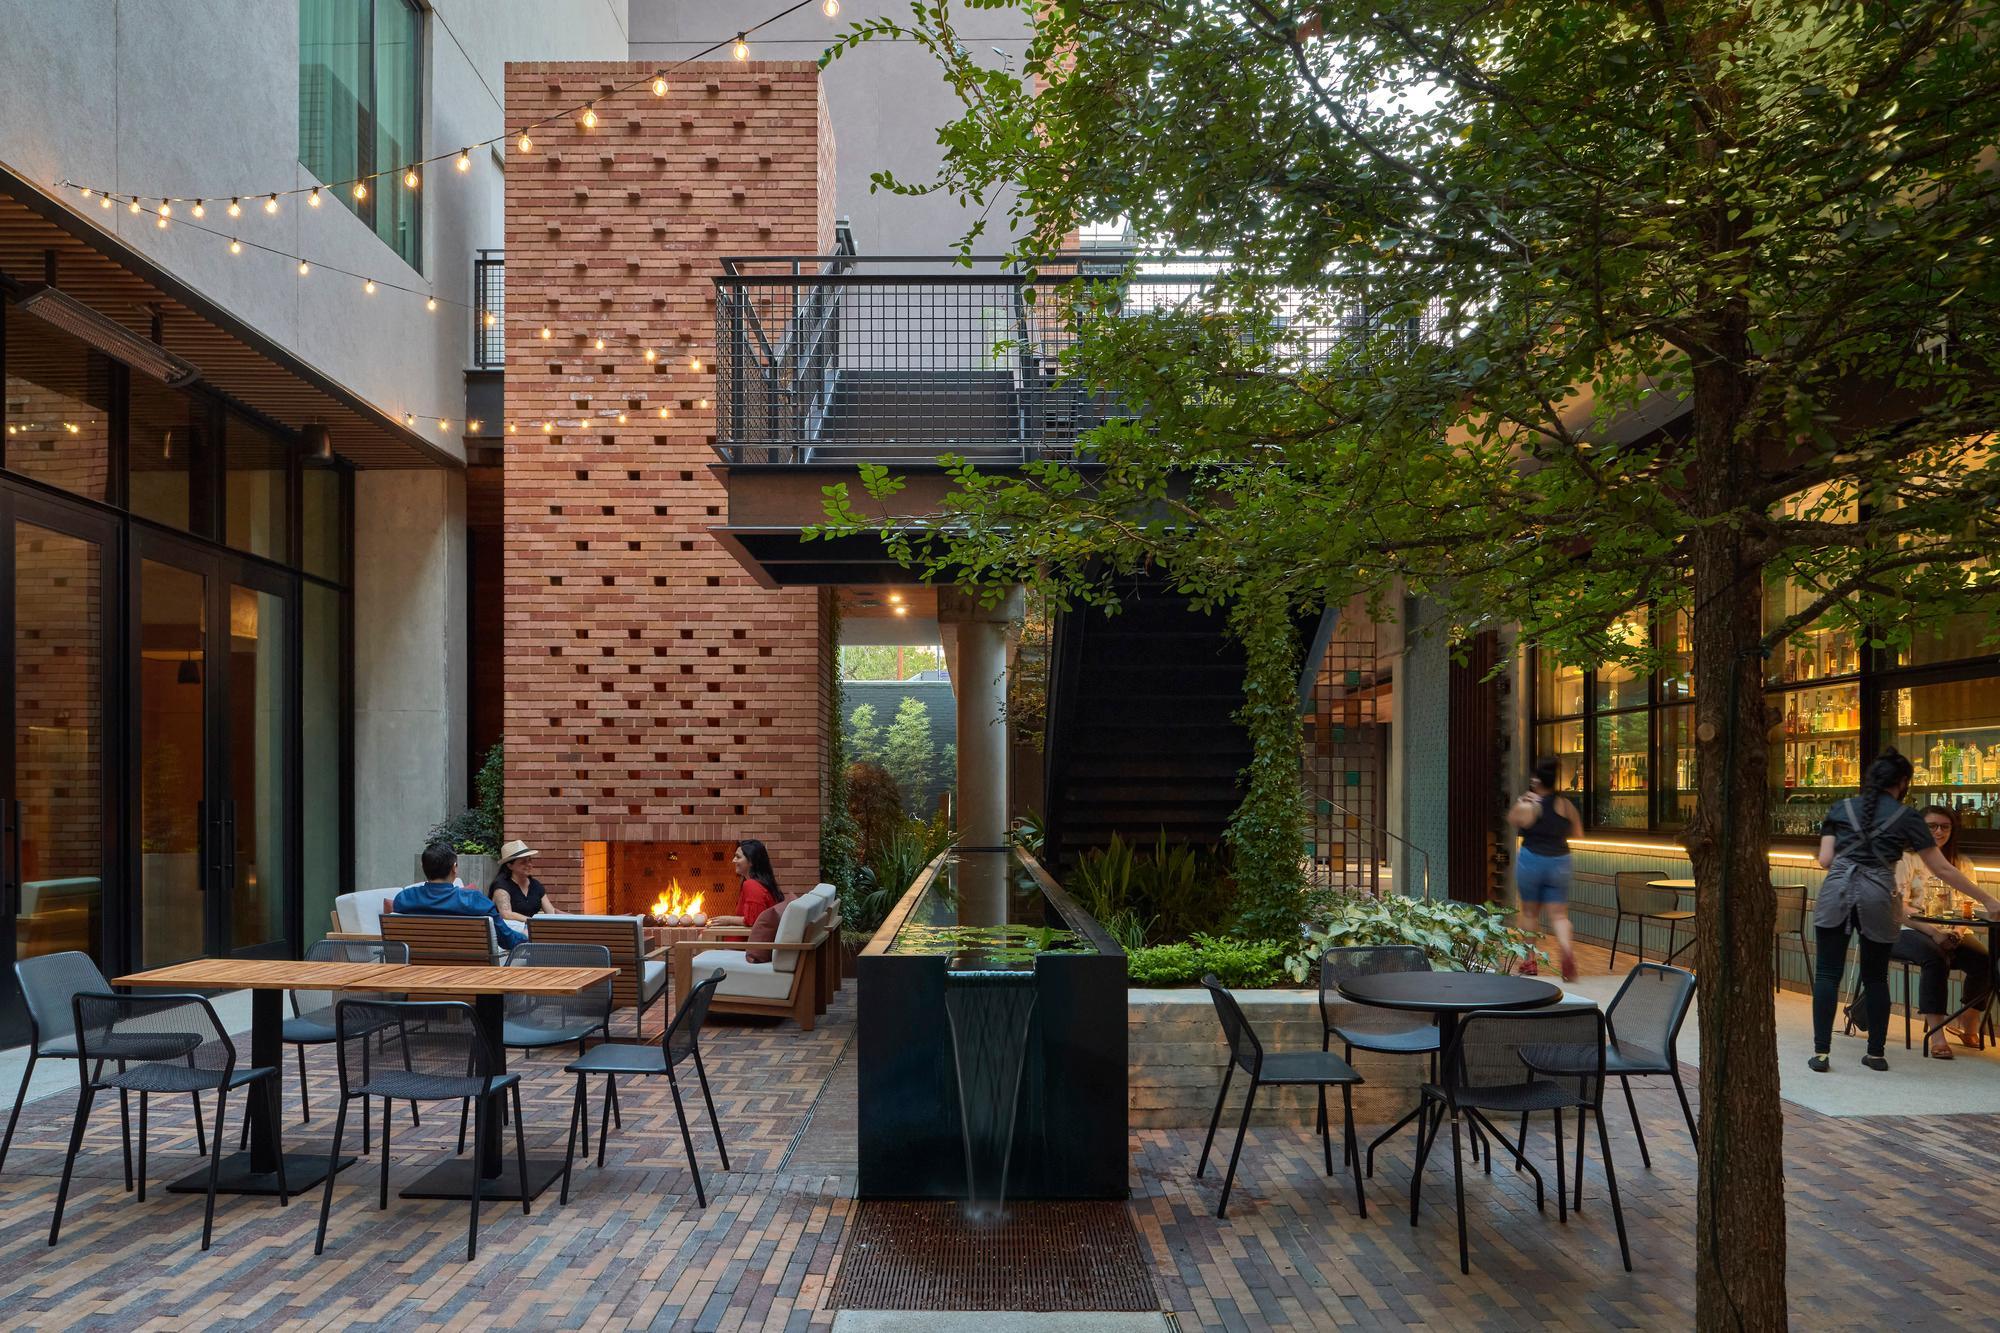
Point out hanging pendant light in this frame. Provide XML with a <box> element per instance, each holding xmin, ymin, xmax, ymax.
<box><xmin>177</xmin><ymin>650</ymin><xmax>201</xmax><ymax>685</ymax></box>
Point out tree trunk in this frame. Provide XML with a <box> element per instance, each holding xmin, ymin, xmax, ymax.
<box><xmin>1683</xmin><ymin>362</ymin><xmax>1789</xmax><ymax>1331</ymax></box>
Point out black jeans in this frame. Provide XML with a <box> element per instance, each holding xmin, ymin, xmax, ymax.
<box><xmin>1889</xmin><ymin>928</ymin><xmax>1994</xmax><ymax>1020</ymax></box>
<box><xmin>1813</xmin><ymin>922</ymin><xmax>1892</xmax><ymax>1056</ymax></box>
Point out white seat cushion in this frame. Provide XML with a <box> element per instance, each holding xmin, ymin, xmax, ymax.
<box><xmin>642</xmin><ymin>959</ymin><xmax>667</xmax><ymax>1001</ymax></box>
<box><xmin>770</xmin><ymin>895</ymin><xmax>817</xmax><ymax>974</ymax></box>
<box><xmin>689</xmin><ymin>948</ymin><xmax>796</xmax><ymax>1000</ymax></box>
<box><xmin>335</xmin><ymin>887</ymin><xmax>403</xmax><ymax>935</ymax></box>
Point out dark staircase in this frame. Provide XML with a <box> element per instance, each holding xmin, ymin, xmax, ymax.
<box><xmin>1040</xmin><ymin>581</ymin><xmax>1252</xmax><ymax>873</ymax></box>
<box><xmin>816</xmin><ymin>369</ymin><xmax>1027</xmax><ymax>463</ymax></box>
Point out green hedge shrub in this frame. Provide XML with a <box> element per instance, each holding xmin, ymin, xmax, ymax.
<box><xmin>1126</xmin><ymin>933</ymin><xmax>1292</xmax><ymax>988</ymax></box>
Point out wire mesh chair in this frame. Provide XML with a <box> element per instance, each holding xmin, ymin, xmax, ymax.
<box><xmin>1608</xmin><ymin>871</ymin><xmax>1695</xmax><ymax>970</ymax></box>
<box><xmin>50</xmin><ymin>992</ymin><xmax>282</xmax><ymax>1251</ymax></box>
<box><xmin>1594</xmin><ymin>963</ymin><xmax>1697</xmax><ymax>1166</ymax></box>
<box><xmin>1772</xmin><ymin>886</ymin><xmax>1809</xmax><ymax>995</ymax></box>
<box><xmin>1196</xmin><ymin>975</ymin><xmax>1366</xmax><ymax>1220</ymax></box>
<box><xmin>1317</xmin><ymin>945</ymin><xmax>1439</xmax><ymax>1176</ymax></box>
<box><xmin>4</xmin><ymin>951</ymin><xmax>208</xmax><ymax>1179</ymax></box>
<box><xmin>560</xmin><ymin>970</ymin><xmax>728</xmax><ymax>1208</ymax></box>
<box><xmin>314</xmin><ymin>999</ymin><xmax>526</xmax><ymax>1262</ymax></box>
<box><xmin>452</xmin><ymin>942</ymin><xmax>619</xmax><ymax>1155</ymax></box>
<box><xmin>1416</xmin><ymin>1007</ymin><xmax>1629</xmax><ymax>1275</ymax></box>
<box><xmin>276</xmin><ymin>940</ymin><xmax>415</xmax><ymax>1154</ymax></box>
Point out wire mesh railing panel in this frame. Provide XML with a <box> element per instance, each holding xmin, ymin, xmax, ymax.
<box><xmin>473</xmin><ymin>252</ymin><xmax>504</xmax><ymax>369</ymax></box>
<box><xmin>712</xmin><ymin>253</ymin><xmax>1444</xmax><ymax>465</ymax></box>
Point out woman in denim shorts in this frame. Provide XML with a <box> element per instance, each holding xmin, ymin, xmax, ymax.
<box><xmin>1508</xmin><ymin>756</ymin><xmax>1583</xmax><ymax>981</ymax></box>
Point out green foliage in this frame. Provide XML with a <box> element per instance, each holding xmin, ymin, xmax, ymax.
<box><xmin>1011</xmin><ymin>808</ymin><xmax>1046</xmax><ymax>857</ymax></box>
<box><xmin>428</xmin><ymin>742</ymin><xmax>504</xmax><ymax>855</ymax></box>
<box><xmin>883</xmin><ymin>695</ymin><xmax>940</xmax><ymax>813</ymax></box>
<box><xmin>852</xmin><ymin>807</ymin><xmax>957</xmax><ymax>935</ymax></box>
<box><xmin>846</xmin><ymin>761</ymin><xmax>905</xmax><ymax>862</ymax></box>
<box><xmin>1226</xmin><ymin>596</ymin><xmax>1310</xmax><ymax>942</ymax></box>
<box><xmin>820</xmin><ymin>611</ymin><xmax>860</xmax><ymax>910</ymax></box>
<box><xmin>1126</xmin><ymin>934</ymin><xmax>1293</xmax><ymax>989</ymax></box>
<box><xmin>1069</xmin><ymin>832</ymin><xmax>1238</xmax><ymax>946</ymax></box>
<box><xmin>888</xmin><ymin>921</ymin><xmax>1088</xmax><ymax>964</ymax></box>
<box><xmin>1284</xmin><ymin>896</ymin><xmax>1540</xmax><ymax>983</ymax></box>
<box><xmin>846</xmin><ymin>703</ymin><xmax>884</xmax><ymax>768</ymax></box>
<box><xmin>840</xmin><ymin>644</ymin><xmax>946</xmax><ymax>681</ymax></box>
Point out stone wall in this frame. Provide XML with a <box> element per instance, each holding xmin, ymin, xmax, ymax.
<box><xmin>1129</xmin><ymin>989</ymin><xmax>1426</xmax><ymax>1129</ymax></box>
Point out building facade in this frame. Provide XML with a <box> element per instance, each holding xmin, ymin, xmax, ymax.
<box><xmin>0</xmin><ymin>0</ymin><xmax>630</xmax><ymax>1044</ymax></box>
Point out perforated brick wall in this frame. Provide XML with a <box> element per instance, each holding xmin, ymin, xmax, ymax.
<box><xmin>501</xmin><ymin>61</ymin><xmax>835</xmax><ymax>907</ymax></box>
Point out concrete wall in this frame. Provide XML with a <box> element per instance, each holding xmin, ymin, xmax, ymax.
<box><xmin>628</xmin><ymin>1</ymin><xmax>1033</xmax><ymax>255</ymax></box>
<box><xmin>353</xmin><ymin>468</ymin><xmax>465</xmax><ymax>889</ymax></box>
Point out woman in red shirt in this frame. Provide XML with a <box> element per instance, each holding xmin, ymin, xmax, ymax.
<box><xmin>725</xmin><ymin>839</ymin><xmax>783</xmax><ymax>925</ymax></box>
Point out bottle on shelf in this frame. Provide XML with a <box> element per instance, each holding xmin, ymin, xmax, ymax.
<box><xmin>1930</xmin><ymin>738</ymin><xmax>1947</xmax><ymax>780</ymax></box>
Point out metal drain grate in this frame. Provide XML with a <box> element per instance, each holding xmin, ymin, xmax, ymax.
<box><xmin>830</xmin><ymin>1200</ymin><xmax>1160</xmax><ymax>1312</ymax></box>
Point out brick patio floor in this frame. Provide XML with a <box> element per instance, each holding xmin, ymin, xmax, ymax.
<box><xmin>0</xmin><ymin>985</ymin><xmax>1996</xmax><ymax>1330</ymax></box>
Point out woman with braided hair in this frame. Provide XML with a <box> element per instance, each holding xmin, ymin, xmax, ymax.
<box><xmin>1809</xmin><ymin>748</ymin><xmax>1994</xmax><ymax>1072</ymax></box>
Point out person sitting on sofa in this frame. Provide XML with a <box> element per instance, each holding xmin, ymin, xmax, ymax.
<box><xmin>488</xmin><ymin>839</ymin><xmax>551</xmax><ymax>922</ymax></box>
<box><xmin>394</xmin><ymin>841</ymin><xmax>527</xmax><ymax>949</ymax></box>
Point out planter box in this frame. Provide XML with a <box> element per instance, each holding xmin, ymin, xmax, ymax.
<box><xmin>1128</xmin><ymin>987</ymin><xmax>1426</xmax><ymax>1128</ymax></box>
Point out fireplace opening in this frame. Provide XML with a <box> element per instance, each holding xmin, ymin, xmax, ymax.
<box><xmin>582</xmin><ymin>840</ymin><xmax>742</xmax><ymax>919</ymax></box>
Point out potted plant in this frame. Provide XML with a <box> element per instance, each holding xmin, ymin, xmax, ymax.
<box><xmin>424</xmin><ymin>743</ymin><xmax>504</xmax><ymax>891</ymax></box>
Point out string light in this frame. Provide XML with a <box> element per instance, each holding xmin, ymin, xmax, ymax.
<box><xmin>128</xmin><ymin>197</ymin><xmax>140</xmax><ymax>214</ymax></box>
<box><xmin>264</xmin><ymin>193</ymin><xmax>279</xmax><ymax>214</ymax></box>
<box><xmin>403</xmin><ymin>166</ymin><xmax>420</xmax><ymax>189</ymax></box>
<box><xmin>507</xmin><ymin>421</ymin><xmax>518</xmax><ymax>434</ymax></box>
<box><xmin>580</xmin><ymin>105</ymin><xmax>598</xmax><ymax>130</ymax></box>
<box><xmin>426</xmin><ymin>296</ymin><xmax>438</xmax><ymax>312</ymax></box>
<box><xmin>658</xmin><ymin>406</ymin><xmax>670</xmax><ymax>418</ymax></box>
<box><xmin>652</xmin><ymin>73</ymin><xmax>669</xmax><ymax>96</ymax></box>
<box><xmin>483</xmin><ymin>311</ymin><xmax>497</xmax><ymax>327</ymax></box>
<box><xmin>732</xmin><ymin>33</ymin><xmax>749</xmax><ymax>60</ymax></box>
<box><xmin>353</xmin><ymin>179</ymin><xmax>369</xmax><ymax>201</ymax></box>
<box><xmin>99</xmin><ymin>195</ymin><xmax>112</xmax><ymax>210</ymax></box>
<box><xmin>78</xmin><ymin>186</ymin><xmax>91</xmax><ymax>200</ymax></box>
<box><xmin>308</xmin><ymin>187</ymin><xmax>321</xmax><ymax>207</ymax></box>
<box><xmin>437</xmin><ymin>418</ymin><xmax>449</xmax><ymax>431</ymax></box>
<box><xmin>229</xmin><ymin>238</ymin><xmax>242</xmax><ymax>254</ymax></box>
<box><xmin>516</xmin><ymin>131</ymin><xmax>533</xmax><ymax>154</ymax></box>
<box><xmin>468</xmin><ymin>420</ymin><xmax>481</xmax><ymax>434</ymax></box>
<box><xmin>158</xmin><ymin>200</ymin><xmax>171</xmax><ymax>218</ymax></box>
<box><xmin>228</xmin><ymin>198</ymin><xmax>242</xmax><ymax>217</ymax></box>
<box><xmin>156</xmin><ymin>212</ymin><xmax>168</xmax><ymax>229</ymax></box>
<box><xmin>823</xmin><ymin>0</ymin><xmax>840</xmax><ymax>15</ymax></box>
<box><xmin>191</xmin><ymin>200</ymin><xmax>205</xmax><ymax>218</ymax></box>
<box><xmin>297</xmin><ymin>260</ymin><xmax>310</xmax><ymax>276</ymax></box>
<box><xmin>456</xmin><ymin>149</ymin><xmax>472</xmax><ymax>172</ymax></box>
<box><xmin>364</xmin><ymin>279</ymin><xmax>377</xmax><ymax>294</ymax></box>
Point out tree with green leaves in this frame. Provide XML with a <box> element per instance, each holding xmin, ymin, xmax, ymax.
<box><xmin>823</xmin><ymin>4</ymin><xmax>2000</xmax><ymax>1325</ymax></box>
<box><xmin>885</xmin><ymin>695</ymin><xmax>940</xmax><ymax>814</ymax></box>
<box><xmin>848</xmin><ymin>702</ymin><xmax>885</xmax><ymax>768</ymax></box>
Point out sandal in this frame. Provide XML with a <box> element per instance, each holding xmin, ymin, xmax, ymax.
<box><xmin>1928</xmin><ymin>1037</ymin><xmax>1955</xmax><ymax>1060</ymax></box>
<box><xmin>1953</xmin><ymin>1026</ymin><xmax>1983</xmax><ymax>1050</ymax></box>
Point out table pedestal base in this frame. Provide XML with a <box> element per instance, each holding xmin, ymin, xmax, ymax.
<box><xmin>167</xmin><ymin>1151</ymin><xmax>354</xmax><ymax>1196</ymax></box>
<box><xmin>399</xmin><ymin>1155</ymin><xmax>568</xmax><ymax>1202</ymax></box>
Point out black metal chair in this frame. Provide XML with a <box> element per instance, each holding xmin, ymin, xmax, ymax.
<box><xmin>274</xmin><ymin>939</ymin><xmax>416</xmax><ymax>1154</ymax></box>
<box><xmin>1772</xmin><ymin>887</ymin><xmax>1808</xmax><ymax>995</ymax></box>
<box><xmin>4</xmin><ymin>951</ymin><xmax>208</xmax><ymax>1180</ymax></box>
<box><xmin>1196</xmin><ymin>975</ymin><xmax>1366</xmax><ymax>1220</ymax></box>
<box><xmin>1415</xmin><ymin>1006</ymin><xmax>1629</xmax><ymax>1274</ymax></box>
<box><xmin>314</xmin><ymin>999</ymin><xmax>526</xmax><ymax>1262</ymax></box>
<box><xmin>454</xmin><ymin>941</ymin><xmax>619</xmax><ymax>1156</ymax></box>
<box><xmin>50</xmin><ymin>992</ymin><xmax>283</xmax><ymax>1251</ymax></box>
<box><xmin>1590</xmin><ymin>963</ymin><xmax>1699</xmax><ymax>1167</ymax></box>
<box><xmin>1317</xmin><ymin>945</ymin><xmax>1440</xmax><ymax>1176</ymax></box>
<box><xmin>561</xmin><ymin>969</ymin><xmax>728</xmax><ymax>1208</ymax></box>
<box><xmin>1607</xmin><ymin>871</ymin><xmax>1695</xmax><ymax>970</ymax></box>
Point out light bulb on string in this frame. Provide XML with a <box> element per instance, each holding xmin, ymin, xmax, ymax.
<box><xmin>507</xmin><ymin>421</ymin><xmax>518</xmax><ymax>434</ymax></box>
<box><xmin>191</xmin><ymin>200</ymin><xmax>205</xmax><ymax>218</ymax></box>
<box><xmin>99</xmin><ymin>195</ymin><xmax>112</xmax><ymax>210</ymax></box>
<box><xmin>297</xmin><ymin>260</ymin><xmax>310</xmax><ymax>276</ymax></box>
<box><xmin>158</xmin><ymin>200</ymin><xmax>171</xmax><ymax>218</ymax></box>
<box><xmin>580</xmin><ymin>105</ymin><xmax>598</xmax><ymax>130</ymax></box>
<box><xmin>468</xmin><ymin>421</ymin><xmax>481</xmax><ymax>434</ymax></box>
<box><xmin>265</xmin><ymin>194</ymin><xmax>279</xmax><ymax>214</ymax></box>
<box><xmin>364</xmin><ymin>279</ymin><xmax>377</xmax><ymax>295</ymax></box>
<box><xmin>404</xmin><ymin>414</ymin><xmax>414</xmax><ymax>426</ymax></box>
<box><xmin>155</xmin><ymin>213</ymin><xmax>168</xmax><ymax>229</ymax></box>
<box><xmin>353</xmin><ymin>179</ymin><xmax>368</xmax><ymax>201</ymax></box>
<box><xmin>437</xmin><ymin>418</ymin><xmax>449</xmax><ymax>431</ymax></box>
<box><xmin>308</xmin><ymin>187</ymin><xmax>321</xmax><ymax>207</ymax></box>
<box><xmin>541</xmin><ymin>421</ymin><xmax>553</xmax><ymax>433</ymax></box>
<box><xmin>617</xmin><ymin>412</ymin><xmax>628</xmax><ymax>424</ymax></box>
<box><xmin>78</xmin><ymin>186</ymin><xmax>92</xmax><ymax>200</ymax></box>
<box><xmin>456</xmin><ymin>149</ymin><xmax>472</xmax><ymax>172</ymax></box>
<box><xmin>228</xmin><ymin>198</ymin><xmax>242</xmax><ymax>217</ymax></box>
<box><xmin>652</xmin><ymin>73</ymin><xmax>669</xmax><ymax>96</ymax></box>
<box><xmin>823</xmin><ymin>0</ymin><xmax>840</xmax><ymax>15</ymax></box>
<box><xmin>229</xmin><ymin>238</ymin><xmax>242</xmax><ymax>254</ymax></box>
<box><xmin>658</xmin><ymin>406</ymin><xmax>670</xmax><ymax>418</ymax></box>
<box><xmin>732</xmin><ymin>33</ymin><xmax>749</xmax><ymax>60</ymax></box>
<box><xmin>516</xmin><ymin>131</ymin><xmax>533</xmax><ymax>154</ymax></box>
<box><xmin>128</xmin><ymin>197</ymin><xmax>141</xmax><ymax>214</ymax></box>
<box><xmin>426</xmin><ymin>297</ymin><xmax>438</xmax><ymax>312</ymax></box>
<box><xmin>403</xmin><ymin>166</ymin><xmax>420</xmax><ymax>189</ymax></box>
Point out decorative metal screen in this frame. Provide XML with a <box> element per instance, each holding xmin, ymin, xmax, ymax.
<box><xmin>1305</xmin><ymin>612</ymin><xmax>1388</xmax><ymax>896</ymax></box>
<box><xmin>472</xmin><ymin>252</ymin><xmax>504</xmax><ymax>369</ymax></box>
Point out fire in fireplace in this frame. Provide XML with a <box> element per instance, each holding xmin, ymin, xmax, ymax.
<box><xmin>583</xmin><ymin>840</ymin><xmax>740</xmax><ymax>918</ymax></box>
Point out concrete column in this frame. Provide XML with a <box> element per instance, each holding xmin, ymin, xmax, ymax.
<box><xmin>938</xmin><ymin>587</ymin><xmax>1024</xmax><ymax>924</ymax></box>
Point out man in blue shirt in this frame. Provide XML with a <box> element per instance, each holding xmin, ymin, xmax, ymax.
<box><xmin>393</xmin><ymin>841</ymin><xmax>528</xmax><ymax>950</ymax></box>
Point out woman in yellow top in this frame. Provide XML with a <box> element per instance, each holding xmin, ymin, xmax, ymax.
<box><xmin>1889</xmin><ymin>806</ymin><xmax>1992</xmax><ymax>1057</ymax></box>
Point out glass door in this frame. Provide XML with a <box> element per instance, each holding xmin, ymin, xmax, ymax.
<box><xmin>131</xmin><ymin>531</ymin><xmax>294</xmax><ymax>965</ymax></box>
<box><xmin>0</xmin><ymin>485</ymin><xmax>117</xmax><ymax>1047</ymax></box>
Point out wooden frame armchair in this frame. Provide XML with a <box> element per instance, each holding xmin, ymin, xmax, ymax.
<box><xmin>669</xmin><ymin>893</ymin><xmax>828</xmax><ymax>1031</ymax></box>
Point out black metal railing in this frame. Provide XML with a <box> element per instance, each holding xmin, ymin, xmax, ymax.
<box><xmin>712</xmin><ymin>242</ymin><xmax>1443</xmax><ymax>465</ymax></box>
<box><xmin>472</xmin><ymin>250</ymin><xmax>504</xmax><ymax>368</ymax></box>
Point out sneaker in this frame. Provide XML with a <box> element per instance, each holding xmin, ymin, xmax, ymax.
<box><xmin>1862</xmin><ymin>1053</ymin><xmax>1889</xmax><ymax>1071</ymax></box>
<box><xmin>1808</xmin><ymin>1054</ymin><xmax>1831</xmax><ymax>1073</ymax></box>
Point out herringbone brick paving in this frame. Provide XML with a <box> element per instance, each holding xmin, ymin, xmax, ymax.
<box><xmin>0</xmin><ymin>986</ymin><xmax>1994</xmax><ymax>1329</ymax></box>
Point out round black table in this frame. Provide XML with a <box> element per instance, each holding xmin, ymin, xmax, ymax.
<box><xmin>1903</xmin><ymin>912</ymin><xmax>2000</xmax><ymax>1053</ymax></box>
<box><xmin>1338</xmin><ymin>971</ymin><xmax>1565</xmax><ymax>1175</ymax></box>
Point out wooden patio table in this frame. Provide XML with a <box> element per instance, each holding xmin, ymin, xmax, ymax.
<box><xmin>111</xmin><ymin>957</ymin><xmax>390</xmax><ymax>1196</ymax></box>
<box><xmin>363</xmin><ymin>963</ymin><xmax>616</xmax><ymax>1203</ymax></box>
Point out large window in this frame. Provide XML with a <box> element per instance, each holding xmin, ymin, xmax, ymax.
<box><xmin>299</xmin><ymin>0</ymin><xmax>425</xmax><ymax>269</ymax></box>
<box><xmin>1532</xmin><ymin>596</ymin><xmax>2000</xmax><ymax>845</ymax></box>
